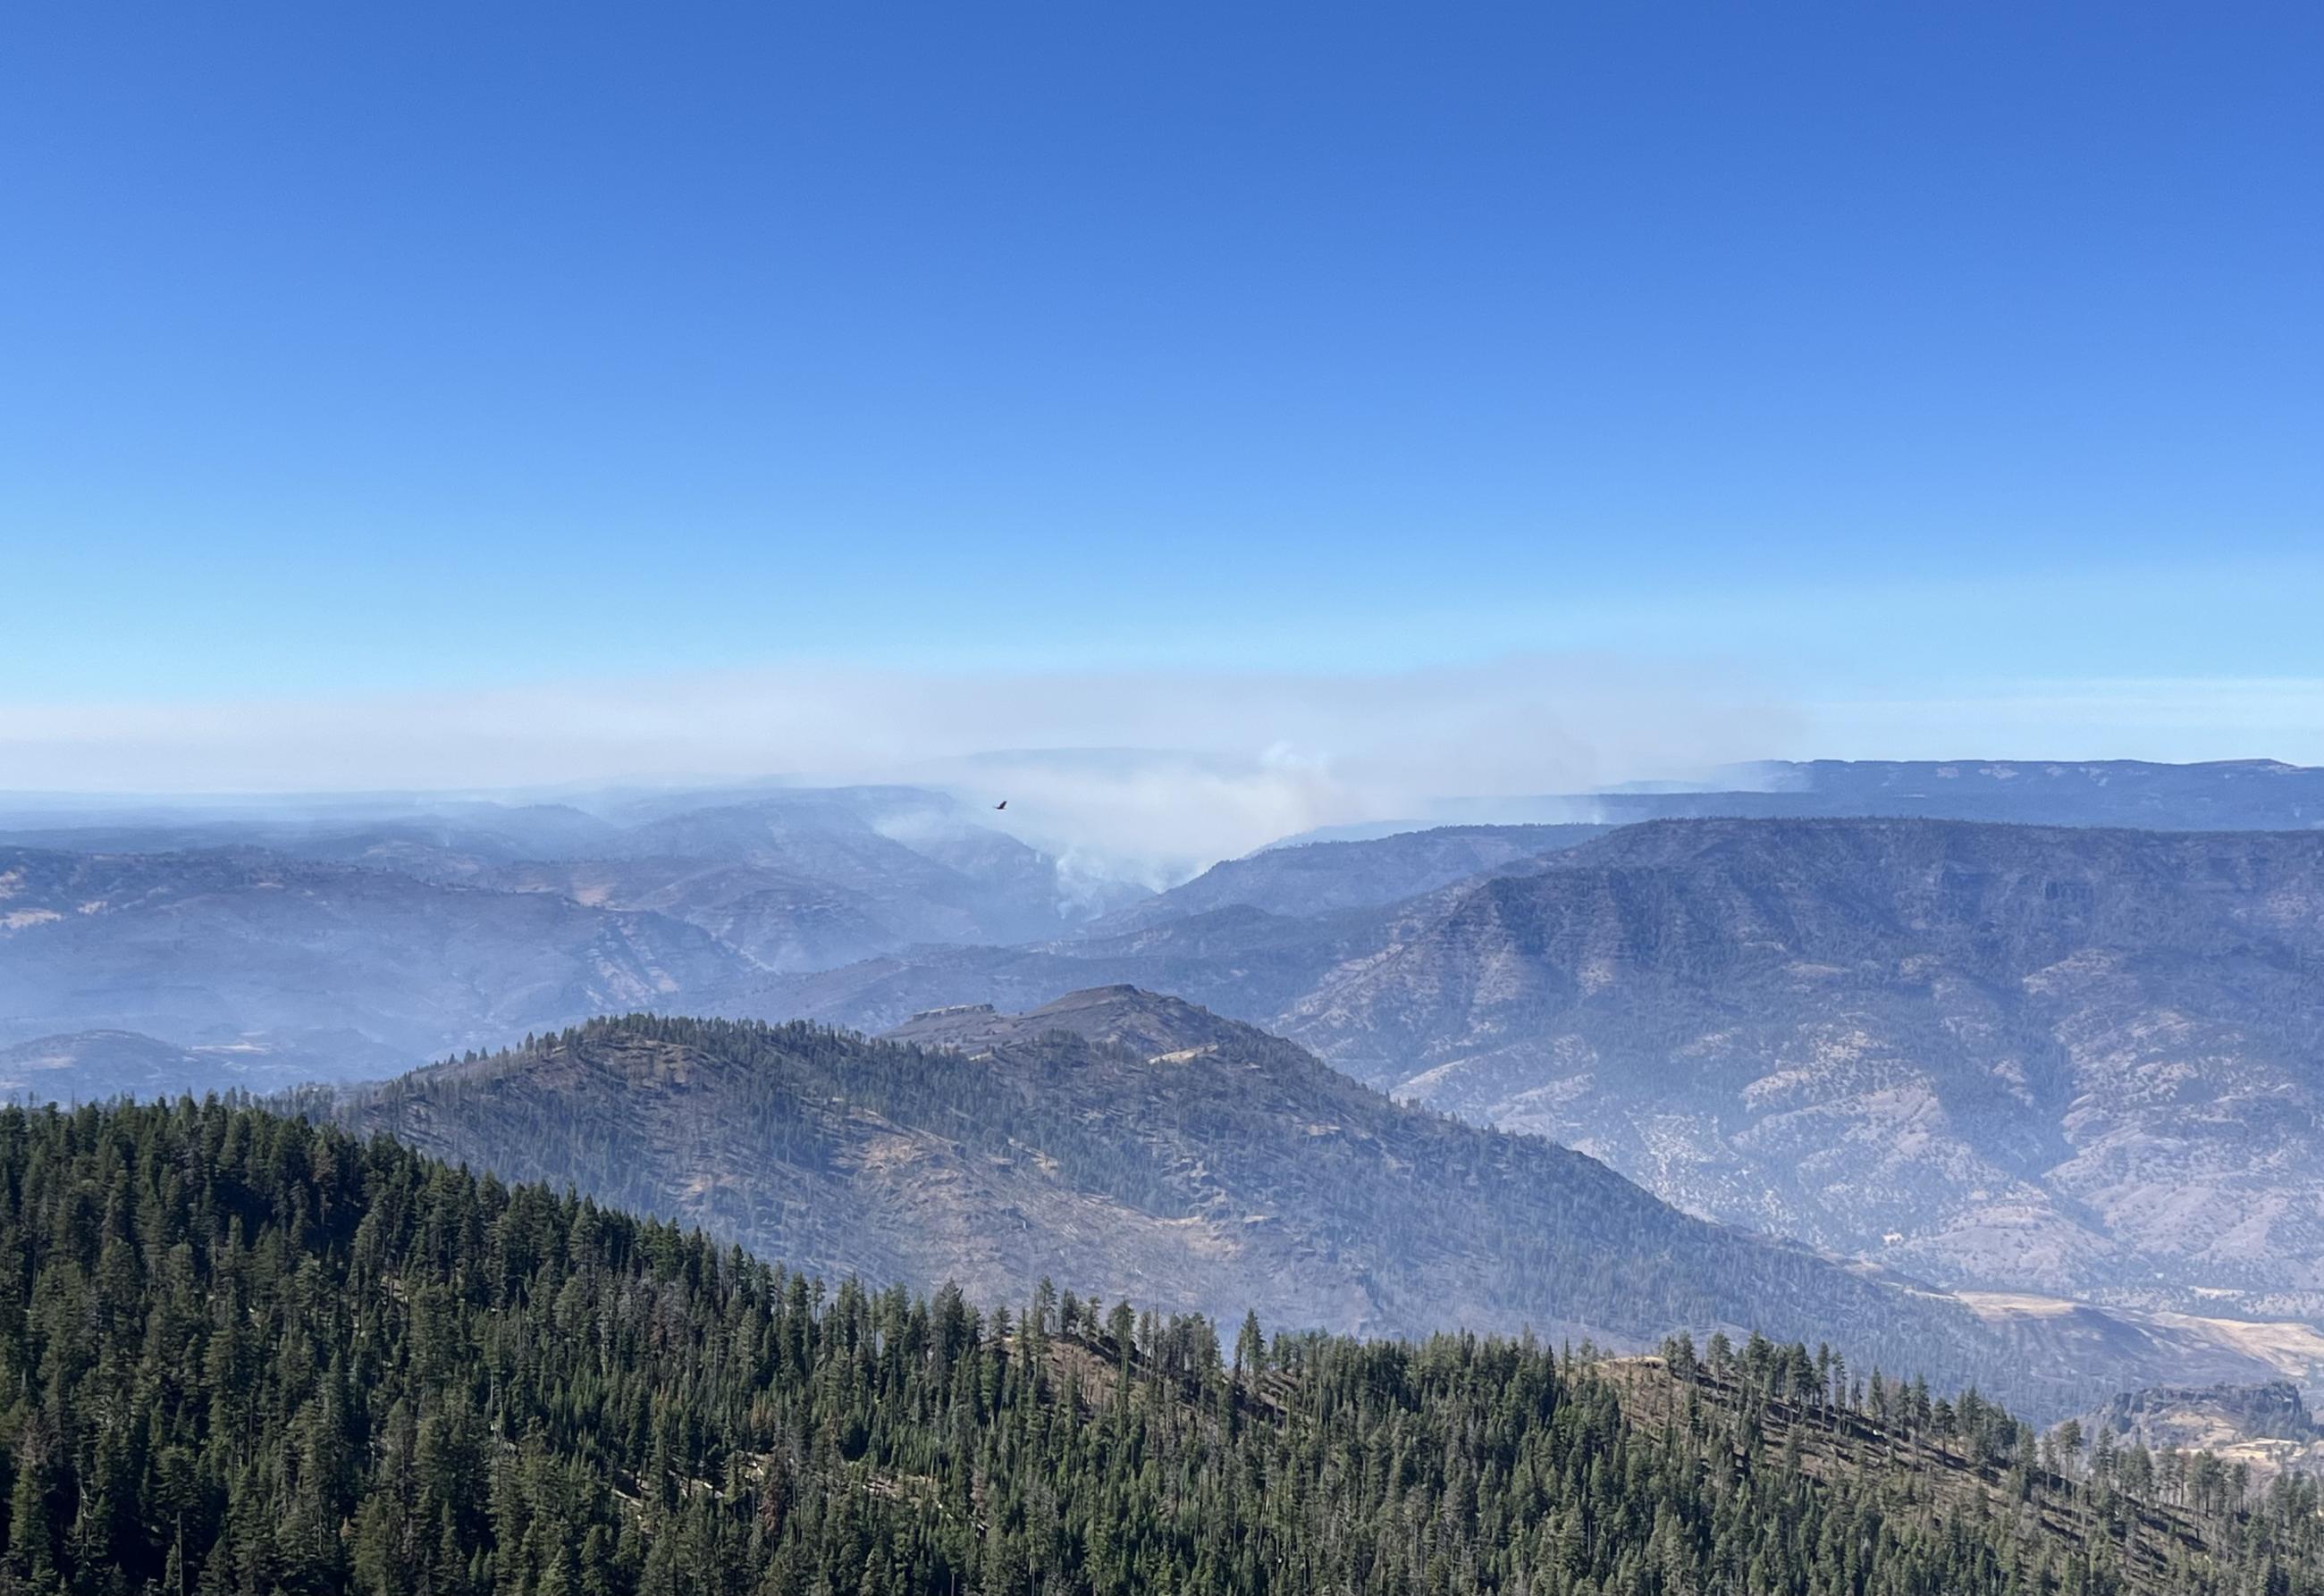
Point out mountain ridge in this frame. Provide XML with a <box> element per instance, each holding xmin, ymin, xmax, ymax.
<box><xmin>308</xmin><ymin>986</ymin><xmax>2324</xmax><ymax>1421</ymax></box>
<box><xmin>315</xmin><ymin>991</ymin><xmax>2045</xmax><ymax>1396</ymax></box>
<box><xmin>739</xmin><ymin>819</ymin><xmax>2324</xmax><ymax>1315</ymax></box>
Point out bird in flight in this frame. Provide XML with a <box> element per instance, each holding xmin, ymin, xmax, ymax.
<box><xmin>994</xmin><ymin>800</ymin><xmax>1008</xmax><ymax>811</ymax></box>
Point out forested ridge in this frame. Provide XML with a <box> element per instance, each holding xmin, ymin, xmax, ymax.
<box><xmin>308</xmin><ymin>1008</ymin><xmax>2082</xmax><ymax>1415</ymax></box>
<box><xmin>3</xmin><ymin>1099</ymin><xmax>2320</xmax><ymax>1595</ymax></box>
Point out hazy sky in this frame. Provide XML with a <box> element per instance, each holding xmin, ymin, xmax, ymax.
<box><xmin>4</xmin><ymin>2</ymin><xmax>2320</xmax><ymax>787</ymax></box>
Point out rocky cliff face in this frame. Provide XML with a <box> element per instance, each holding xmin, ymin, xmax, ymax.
<box><xmin>2094</xmin><ymin>1382</ymin><xmax>2320</xmax><ymax>1446</ymax></box>
<box><xmin>2085</xmin><ymin>1381</ymin><xmax>2324</xmax><ymax>1483</ymax></box>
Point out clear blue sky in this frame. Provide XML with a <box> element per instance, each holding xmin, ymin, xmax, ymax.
<box><xmin>3</xmin><ymin>3</ymin><xmax>2319</xmax><ymax>765</ymax></box>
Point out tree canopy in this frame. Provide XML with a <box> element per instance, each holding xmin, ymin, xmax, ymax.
<box><xmin>0</xmin><ymin>1097</ymin><xmax>2316</xmax><ymax>1596</ymax></box>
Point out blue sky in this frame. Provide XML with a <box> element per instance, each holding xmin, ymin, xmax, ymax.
<box><xmin>3</xmin><ymin>2</ymin><xmax>2320</xmax><ymax>785</ymax></box>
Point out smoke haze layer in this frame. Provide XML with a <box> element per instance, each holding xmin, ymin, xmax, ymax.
<box><xmin>0</xmin><ymin>655</ymin><xmax>1794</xmax><ymax>878</ymax></box>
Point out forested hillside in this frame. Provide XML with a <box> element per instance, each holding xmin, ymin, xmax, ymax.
<box><xmin>301</xmin><ymin>995</ymin><xmax>2319</xmax><ymax>1422</ymax></box>
<box><xmin>307</xmin><ymin>997</ymin><xmax>2087</xmax><ymax>1411</ymax></box>
<box><xmin>6</xmin><ymin>1098</ymin><xmax>2322</xmax><ymax>1595</ymax></box>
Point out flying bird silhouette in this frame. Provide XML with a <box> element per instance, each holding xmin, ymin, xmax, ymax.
<box><xmin>994</xmin><ymin>800</ymin><xmax>1008</xmax><ymax>811</ymax></box>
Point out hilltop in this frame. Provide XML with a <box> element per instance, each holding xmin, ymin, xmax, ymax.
<box><xmin>316</xmin><ymin>989</ymin><xmax>2037</xmax><ymax>1396</ymax></box>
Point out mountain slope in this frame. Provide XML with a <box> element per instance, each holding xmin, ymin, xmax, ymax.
<box><xmin>319</xmin><ymin>989</ymin><xmax>2320</xmax><ymax>1419</ymax></box>
<box><xmin>745</xmin><ymin>819</ymin><xmax>2324</xmax><ymax>1315</ymax></box>
<box><xmin>1276</xmin><ymin>819</ymin><xmax>2324</xmax><ymax>1307</ymax></box>
<box><xmin>592</xmin><ymin>788</ymin><xmax>1084</xmax><ymax>946</ymax></box>
<box><xmin>485</xmin><ymin>855</ymin><xmax>911</xmax><ymax>972</ymax></box>
<box><xmin>320</xmin><ymin>994</ymin><xmax>1993</xmax><ymax>1383</ymax></box>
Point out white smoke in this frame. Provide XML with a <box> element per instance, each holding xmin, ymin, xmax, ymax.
<box><xmin>0</xmin><ymin>653</ymin><xmax>1795</xmax><ymax>879</ymax></box>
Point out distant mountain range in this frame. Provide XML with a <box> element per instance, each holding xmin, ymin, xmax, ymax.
<box><xmin>1275</xmin><ymin>819</ymin><xmax>2324</xmax><ymax>1313</ymax></box>
<box><xmin>0</xmin><ymin>1029</ymin><xmax>320</xmax><ymax>1102</ymax></box>
<box><xmin>1601</xmin><ymin>759</ymin><xmax>2324</xmax><ymax>829</ymax></box>
<box><xmin>301</xmin><ymin>986</ymin><xmax>2324</xmax><ymax>1422</ymax></box>
<box><xmin>0</xmin><ymin>785</ymin><xmax>1114</xmax><ymax>1071</ymax></box>
<box><xmin>5</xmin><ymin>760</ymin><xmax>2316</xmax><ymax>1081</ymax></box>
<box><xmin>0</xmin><ymin>844</ymin><xmax>752</xmax><ymax>1075</ymax></box>
<box><xmin>1272</xmin><ymin>759</ymin><xmax>2324</xmax><ymax>844</ymax></box>
<box><xmin>742</xmin><ymin>818</ymin><xmax>2324</xmax><ymax>1320</ymax></box>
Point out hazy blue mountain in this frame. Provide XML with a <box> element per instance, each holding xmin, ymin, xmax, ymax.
<box><xmin>1264</xmin><ymin>759</ymin><xmax>2324</xmax><ymax>845</ymax></box>
<box><xmin>735</xmin><ymin>902</ymin><xmax>1365</xmax><ymax>1037</ymax></box>
<box><xmin>0</xmin><ymin>785</ymin><xmax>1086</xmax><ymax>927</ymax></box>
<box><xmin>0</xmin><ymin>845</ymin><xmax>752</xmax><ymax>1076</ymax></box>
<box><xmin>0</xmin><ymin>785</ymin><xmax>1140</xmax><ymax>1092</ymax></box>
<box><xmin>1583</xmin><ymin>759</ymin><xmax>2324</xmax><ymax>829</ymax></box>
<box><xmin>586</xmin><ymin>789</ymin><xmax>1087</xmax><ymax>945</ymax></box>
<box><xmin>485</xmin><ymin>856</ymin><xmax>910</xmax><ymax>973</ymax></box>
<box><xmin>0</xmin><ymin>796</ymin><xmax>625</xmax><ymax>872</ymax></box>
<box><xmin>0</xmin><ymin>1028</ymin><xmax>326</xmax><ymax>1101</ymax></box>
